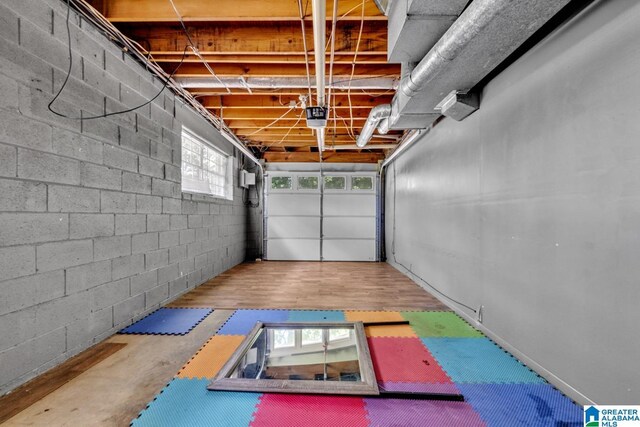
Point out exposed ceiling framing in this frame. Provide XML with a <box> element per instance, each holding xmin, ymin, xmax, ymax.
<box><xmin>88</xmin><ymin>0</ymin><xmax>401</xmax><ymax>163</ymax></box>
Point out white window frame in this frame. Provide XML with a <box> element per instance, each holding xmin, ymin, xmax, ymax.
<box><xmin>181</xmin><ymin>127</ymin><xmax>233</xmax><ymax>200</ymax></box>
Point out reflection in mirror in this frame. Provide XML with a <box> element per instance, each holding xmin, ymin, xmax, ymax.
<box><xmin>208</xmin><ymin>322</ymin><xmax>379</xmax><ymax>395</ymax></box>
<box><xmin>228</xmin><ymin>326</ymin><xmax>360</xmax><ymax>382</ymax></box>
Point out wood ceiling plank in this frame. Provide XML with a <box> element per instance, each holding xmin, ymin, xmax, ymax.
<box><xmin>115</xmin><ymin>21</ymin><xmax>388</xmax><ymax>54</ymax></box>
<box><xmin>152</xmin><ymin>54</ymin><xmax>389</xmax><ymax>65</ymax></box>
<box><xmin>202</xmin><ymin>95</ymin><xmax>393</xmax><ymax>108</ymax></box>
<box><xmin>262</xmin><ymin>152</ymin><xmax>384</xmax><ymax>163</ymax></box>
<box><xmin>166</xmin><ymin>62</ymin><xmax>399</xmax><ymax>78</ymax></box>
<box><xmin>97</xmin><ymin>0</ymin><xmax>383</xmax><ymax>22</ymax></box>
<box><xmin>214</xmin><ymin>109</ymin><xmax>373</xmax><ymax>120</ymax></box>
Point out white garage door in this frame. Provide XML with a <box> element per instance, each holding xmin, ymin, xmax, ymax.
<box><xmin>265</xmin><ymin>172</ymin><xmax>378</xmax><ymax>261</ymax></box>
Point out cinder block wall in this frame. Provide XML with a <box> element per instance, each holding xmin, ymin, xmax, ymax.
<box><xmin>0</xmin><ymin>0</ymin><xmax>256</xmax><ymax>394</ymax></box>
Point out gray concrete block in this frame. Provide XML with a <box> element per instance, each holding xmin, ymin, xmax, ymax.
<box><xmin>112</xmin><ymin>254</ymin><xmax>144</xmax><ymax>281</ymax></box>
<box><xmin>94</xmin><ymin>235</ymin><xmax>131</xmax><ymax>261</ymax></box>
<box><xmin>104</xmin><ymin>144</ymin><xmax>138</xmax><ymax>173</ymax></box>
<box><xmin>150</xmin><ymin>140</ymin><xmax>172</xmax><ymax>164</ymax></box>
<box><xmin>113</xmin><ymin>293</ymin><xmax>145</xmax><ymax>327</ymax></box>
<box><xmin>152</xmin><ymin>178</ymin><xmax>179</xmax><ymax>198</ymax></box>
<box><xmin>34</xmin><ymin>293</ymin><xmax>90</xmax><ymax>336</ymax></box>
<box><xmin>121</xmin><ymin>130</ymin><xmax>151</xmax><ymax>159</ymax></box>
<box><xmin>82</xmin><ymin>56</ymin><xmax>119</xmax><ymax>101</ymax></box>
<box><xmin>162</xmin><ymin>197</ymin><xmax>181</xmax><ymax>214</ymax></box>
<box><xmin>202</xmin><ymin>215</ymin><xmax>214</xmax><ymax>228</ymax></box>
<box><xmin>0</xmin><ymin>245</ymin><xmax>35</xmax><ymax>282</ymax></box>
<box><xmin>66</xmin><ymin>260</ymin><xmax>111</xmax><ymax>294</ymax></box>
<box><xmin>70</xmin><ymin>214</ymin><xmax>114</xmax><ymax>239</ymax></box>
<box><xmin>197</xmin><ymin>203</ymin><xmax>210</xmax><ymax>215</ymax></box>
<box><xmin>195</xmin><ymin>228</ymin><xmax>208</xmax><ymax>242</ymax></box>
<box><xmin>0</xmin><ymin>213</ymin><xmax>68</xmax><ymax>246</ymax></box>
<box><xmin>48</xmin><ymin>185</ymin><xmax>100</xmax><ymax>213</ymax></box>
<box><xmin>170</xmin><ymin>215</ymin><xmax>188</xmax><ymax>230</ymax></box>
<box><xmin>139</xmin><ymin>156</ymin><xmax>164</xmax><ymax>179</ymax></box>
<box><xmin>187</xmin><ymin>241</ymin><xmax>204</xmax><ymax>259</ymax></box>
<box><xmin>187</xmin><ymin>270</ymin><xmax>203</xmax><ymax>288</ymax></box>
<box><xmin>0</xmin><ymin>3</ymin><xmax>19</xmax><ymax>44</ymax></box>
<box><xmin>210</xmin><ymin>204</ymin><xmax>220</xmax><ymax>215</ymax></box>
<box><xmin>52</xmin><ymin>128</ymin><xmax>104</xmax><ymax>163</ymax></box>
<box><xmin>145</xmin><ymin>249</ymin><xmax>168</xmax><ymax>270</ymax></box>
<box><xmin>100</xmin><ymin>190</ymin><xmax>136</xmax><ymax>213</ymax></box>
<box><xmin>169</xmin><ymin>245</ymin><xmax>188</xmax><ymax>264</ymax></box>
<box><xmin>136</xmin><ymin>194</ymin><xmax>162</xmax><ymax>214</ymax></box>
<box><xmin>130</xmin><ymin>270</ymin><xmax>158</xmax><ymax>295</ymax></box>
<box><xmin>180</xmin><ymin>229</ymin><xmax>196</xmax><ymax>245</ymax></box>
<box><xmin>17</xmin><ymin>149</ymin><xmax>80</xmax><ymax>185</ymax></box>
<box><xmin>66</xmin><ymin>307</ymin><xmax>112</xmax><ymax>351</ymax></box>
<box><xmin>0</xmin><ymin>72</ymin><xmax>19</xmax><ymax>112</ymax></box>
<box><xmin>188</xmin><ymin>215</ymin><xmax>203</xmax><ymax>229</ymax></box>
<box><xmin>169</xmin><ymin>276</ymin><xmax>188</xmax><ymax>298</ymax></box>
<box><xmin>90</xmin><ymin>278</ymin><xmax>129</xmax><ymax>312</ymax></box>
<box><xmin>0</xmin><ymin>327</ymin><xmax>66</xmax><ymax>387</ymax></box>
<box><xmin>122</xmin><ymin>172</ymin><xmax>151</xmax><ymax>195</ymax></box>
<box><xmin>105</xmin><ymin>52</ymin><xmax>140</xmax><ymax>93</ymax></box>
<box><xmin>0</xmin><ymin>178</ymin><xmax>46</xmax><ymax>211</ymax></box>
<box><xmin>163</xmin><ymin>164</ymin><xmax>181</xmax><ymax>183</ymax></box>
<box><xmin>132</xmin><ymin>232</ymin><xmax>159</xmax><ymax>254</ymax></box>
<box><xmin>147</xmin><ymin>214</ymin><xmax>170</xmax><ymax>232</ymax></box>
<box><xmin>115</xmin><ymin>214</ymin><xmax>146</xmax><ymax>236</ymax></box>
<box><xmin>158</xmin><ymin>263</ymin><xmax>180</xmax><ymax>285</ymax></box>
<box><xmin>36</xmin><ymin>239</ymin><xmax>93</xmax><ymax>272</ymax></box>
<box><xmin>181</xmin><ymin>200</ymin><xmax>198</xmax><ymax>215</ymax></box>
<box><xmin>178</xmin><ymin>258</ymin><xmax>194</xmax><ymax>276</ymax></box>
<box><xmin>0</xmin><ymin>144</ymin><xmax>17</xmax><ymax>178</ymax></box>
<box><xmin>0</xmin><ymin>271</ymin><xmax>65</xmax><ymax>316</ymax></box>
<box><xmin>80</xmin><ymin>163</ymin><xmax>121</xmax><ymax>191</ymax></box>
<box><xmin>159</xmin><ymin>230</ymin><xmax>180</xmax><ymax>249</ymax></box>
<box><xmin>145</xmin><ymin>283</ymin><xmax>168</xmax><ymax>309</ymax></box>
<box><xmin>195</xmin><ymin>253</ymin><xmax>208</xmax><ymax>271</ymax></box>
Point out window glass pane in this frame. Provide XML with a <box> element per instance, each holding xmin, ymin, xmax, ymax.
<box><xmin>273</xmin><ymin>329</ymin><xmax>295</xmax><ymax>348</ymax></box>
<box><xmin>329</xmin><ymin>329</ymin><xmax>350</xmax><ymax>341</ymax></box>
<box><xmin>181</xmin><ymin>128</ymin><xmax>231</xmax><ymax>199</ymax></box>
<box><xmin>301</xmin><ymin>329</ymin><xmax>323</xmax><ymax>346</ymax></box>
<box><xmin>271</xmin><ymin>176</ymin><xmax>292</xmax><ymax>189</ymax></box>
<box><xmin>324</xmin><ymin>176</ymin><xmax>345</xmax><ymax>190</ymax></box>
<box><xmin>351</xmin><ymin>176</ymin><xmax>373</xmax><ymax>190</ymax></box>
<box><xmin>298</xmin><ymin>176</ymin><xmax>318</xmax><ymax>190</ymax></box>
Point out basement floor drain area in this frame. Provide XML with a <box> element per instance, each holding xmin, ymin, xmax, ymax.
<box><xmin>130</xmin><ymin>309</ymin><xmax>583</xmax><ymax>426</ymax></box>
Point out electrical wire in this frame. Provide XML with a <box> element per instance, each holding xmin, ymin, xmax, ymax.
<box><xmin>262</xmin><ymin>109</ymin><xmax>306</xmax><ymax>151</ymax></box>
<box><xmin>245</xmin><ymin>105</ymin><xmax>299</xmax><ymax>136</ymax></box>
<box><xmin>47</xmin><ymin>0</ymin><xmax>190</xmax><ymax>120</ymax></box>
<box><xmin>390</xmin><ymin>163</ymin><xmax>477</xmax><ymax>313</ymax></box>
<box><xmin>297</xmin><ymin>0</ymin><xmax>314</xmax><ymax>103</ymax></box>
<box><xmin>326</xmin><ymin>0</ymin><xmax>339</xmax><ymax>121</ymax></box>
<box><xmin>167</xmin><ymin>0</ymin><xmax>232</xmax><ymax>94</ymax></box>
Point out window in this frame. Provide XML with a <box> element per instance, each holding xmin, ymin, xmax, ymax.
<box><xmin>301</xmin><ymin>329</ymin><xmax>323</xmax><ymax>346</ymax></box>
<box><xmin>298</xmin><ymin>176</ymin><xmax>318</xmax><ymax>190</ymax></box>
<box><xmin>351</xmin><ymin>176</ymin><xmax>373</xmax><ymax>190</ymax></box>
<box><xmin>329</xmin><ymin>329</ymin><xmax>350</xmax><ymax>341</ymax></box>
<box><xmin>271</xmin><ymin>176</ymin><xmax>292</xmax><ymax>190</ymax></box>
<box><xmin>273</xmin><ymin>329</ymin><xmax>295</xmax><ymax>349</ymax></box>
<box><xmin>181</xmin><ymin>128</ymin><xmax>233</xmax><ymax>199</ymax></box>
<box><xmin>324</xmin><ymin>176</ymin><xmax>345</xmax><ymax>190</ymax></box>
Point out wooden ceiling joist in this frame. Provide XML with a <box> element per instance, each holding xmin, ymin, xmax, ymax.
<box><xmin>201</xmin><ymin>95</ymin><xmax>393</xmax><ymax>109</ymax></box>
<box><xmin>262</xmin><ymin>152</ymin><xmax>385</xmax><ymax>163</ymax></box>
<box><xmin>98</xmin><ymin>0</ymin><xmax>383</xmax><ymax>22</ymax></box>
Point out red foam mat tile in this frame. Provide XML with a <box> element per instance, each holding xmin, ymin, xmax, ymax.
<box><xmin>250</xmin><ymin>393</ymin><xmax>368</xmax><ymax>427</ymax></box>
<box><xmin>368</xmin><ymin>337</ymin><xmax>452</xmax><ymax>383</ymax></box>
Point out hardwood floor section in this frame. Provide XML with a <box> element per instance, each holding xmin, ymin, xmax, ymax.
<box><xmin>0</xmin><ymin>342</ymin><xmax>126</xmax><ymax>424</ymax></box>
<box><xmin>170</xmin><ymin>261</ymin><xmax>448</xmax><ymax>311</ymax></box>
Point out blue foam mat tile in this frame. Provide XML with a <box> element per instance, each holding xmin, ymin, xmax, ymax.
<box><xmin>457</xmin><ymin>384</ymin><xmax>583</xmax><ymax>427</ymax></box>
<box><xmin>131</xmin><ymin>378</ymin><xmax>262</xmax><ymax>427</ymax></box>
<box><xmin>287</xmin><ymin>310</ymin><xmax>346</xmax><ymax>322</ymax></box>
<box><xmin>120</xmin><ymin>308</ymin><xmax>213</xmax><ymax>335</ymax></box>
<box><xmin>422</xmin><ymin>338</ymin><xmax>545</xmax><ymax>384</ymax></box>
<box><xmin>217</xmin><ymin>309</ymin><xmax>289</xmax><ymax>335</ymax></box>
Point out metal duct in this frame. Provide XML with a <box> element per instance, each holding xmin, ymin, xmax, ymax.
<box><xmin>356</xmin><ymin>104</ymin><xmax>392</xmax><ymax>147</ymax></box>
<box><xmin>358</xmin><ymin>0</ymin><xmax>573</xmax><ymax>147</ymax></box>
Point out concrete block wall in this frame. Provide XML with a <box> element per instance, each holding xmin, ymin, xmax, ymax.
<box><xmin>0</xmin><ymin>0</ymin><xmax>253</xmax><ymax>394</ymax></box>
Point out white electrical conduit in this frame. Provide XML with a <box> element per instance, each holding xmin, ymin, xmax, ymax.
<box><xmin>311</xmin><ymin>0</ymin><xmax>327</xmax><ymax>153</ymax></box>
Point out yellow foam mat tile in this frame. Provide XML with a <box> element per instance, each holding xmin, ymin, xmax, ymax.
<box><xmin>177</xmin><ymin>335</ymin><xmax>245</xmax><ymax>379</ymax></box>
<box><xmin>344</xmin><ymin>311</ymin><xmax>405</xmax><ymax>323</ymax></box>
<box><xmin>365</xmin><ymin>324</ymin><xmax>418</xmax><ymax>338</ymax></box>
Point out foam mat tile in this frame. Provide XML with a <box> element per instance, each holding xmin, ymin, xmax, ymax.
<box><xmin>422</xmin><ymin>338</ymin><xmax>545</xmax><ymax>384</ymax></box>
<box><xmin>364</xmin><ymin>397</ymin><xmax>486</xmax><ymax>427</ymax></box>
<box><xmin>287</xmin><ymin>310</ymin><xmax>345</xmax><ymax>322</ymax></box>
<box><xmin>378</xmin><ymin>381</ymin><xmax>461</xmax><ymax>395</ymax></box>
<box><xmin>119</xmin><ymin>308</ymin><xmax>212</xmax><ymax>335</ymax></box>
<box><xmin>131</xmin><ymin>378</ymin><xmax>261</xmax><ymax>427</ymax></box>
<box><xmin>368</xmin><ymin>337</ymin><xmax>452</xmax><ymax>383</ymax></box>
<box><xmin>458</xmin><ymin>384</ymin><xmax>582</xmax><ymax>426</ymax></box>
<box><xmin>217</xmin><ymin>309</ymin><xmax>289</xmax><ymax>335</ymax></box>
<box><xmin>250</xmin><ymin>393</ymin><xmax>368</xmax><ymax>427</ymax></box>
<box><xmin>344</xmin><ymin>311</ymin><xmax>405</xmax><ymax>323</ymax></box>
<box><xmin>365</xmin><ymin>324</ymin><xmax>417</xmax><ymax>338</ymax></box>
<box><xmin>177</xmin><ymin>335</ymin><xmax>246</xmax><ymax>379</ymax></box>
<box><xmin>402</xmin><ymin>311</ymin><xmax>483</xmax><ymax>338</ymax></box>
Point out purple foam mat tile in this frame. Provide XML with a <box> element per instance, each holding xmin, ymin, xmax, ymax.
<box><xmin>364</xmin><ymin>398</ymin><xmax>486</xmax><ymax>427</ymax></box>
<box><xmin>378</xmin><ymin>381</ymin><xmax>462</xmax><ymax>395</ymax></box>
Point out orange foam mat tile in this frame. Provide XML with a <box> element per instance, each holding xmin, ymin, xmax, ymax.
<box><xmin>177</xmin><ymin>335</ymin><xmax>245</xmax><ymax>379</ymax></box>
<box><xmin>344</xmin><ymin>311</ymin><xmax>405</xmax><ymax>323</ymax></box>
<box><xmin>365</xmin><ymin>324</ymin><xmax>418</xmax><ymax>338</ymax></box>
